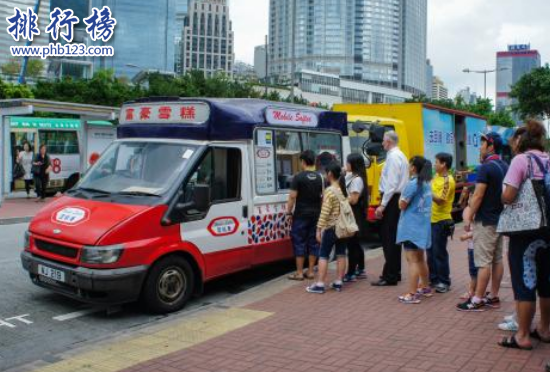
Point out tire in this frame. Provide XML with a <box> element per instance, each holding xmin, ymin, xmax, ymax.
<box><xmin>140</xmin><ymin>256</ymin><xmax>195</xmax><ymax>314</ymax></box>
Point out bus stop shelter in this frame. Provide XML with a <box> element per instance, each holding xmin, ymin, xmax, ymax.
<box><xmin>0</xmin><ymin>99</ymin><xmax>119</xmax><ymax>206</ymax></box>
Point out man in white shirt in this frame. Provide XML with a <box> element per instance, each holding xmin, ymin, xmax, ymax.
<box><xmin>372</xmin><ymin>130</ymin><xmax>409</xmax><ymax>286</ymax></box>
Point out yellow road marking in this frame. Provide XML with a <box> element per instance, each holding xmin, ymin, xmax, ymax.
<box><xmin>29</xmin><ymin>308</ymin><xmax>272</xmax><ymax>372</ymax></box>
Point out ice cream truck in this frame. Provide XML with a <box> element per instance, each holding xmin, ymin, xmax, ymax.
<box><xmin>21</xmin><ymin>98</ymin><xmax>348</xmax><ymax>313</ymax></box>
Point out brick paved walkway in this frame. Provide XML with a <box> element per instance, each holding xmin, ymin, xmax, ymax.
<box><xmin>118</xmin><ymin>239</ymin><xmax>549</xmax><ymax>372</ymax></box>
<box><xmin>0</xmin><ymin>196</ymin><xmax>57</xmax><ymax>223</ymax></box>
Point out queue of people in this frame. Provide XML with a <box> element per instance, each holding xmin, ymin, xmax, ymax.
<box><xmin>286</xmin><ymin>121</ymin><xmax>550</xmax><ymax>354</ymax></box>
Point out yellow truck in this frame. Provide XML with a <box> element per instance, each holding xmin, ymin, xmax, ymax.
<box><xmin>334</xmin><ymin>103</ymin><xmax>488</xmax><ymax>222</ymax></box>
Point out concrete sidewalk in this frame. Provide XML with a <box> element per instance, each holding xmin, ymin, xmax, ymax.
<box><xmin>19</xmin><ymin>240</ymin><xmax>550</xmax><ymax>372</ymax></box>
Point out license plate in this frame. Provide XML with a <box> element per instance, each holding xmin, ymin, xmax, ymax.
<box><xmin>38</xmin><ymin>264</ymin><xmax>65</xmax><ymax>283</ymax></box>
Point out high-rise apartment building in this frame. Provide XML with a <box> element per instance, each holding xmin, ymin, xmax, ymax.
<box><xmin>254</xmin><ymin>45</ymin><xmax>267</xmax><ymax>80</ymax></box>
<box><xmin>268</xmin><ymin>0</ymin><xmax>427</xmax><ymax>95</ymax></box>
<box><xmin>496</xmin><ymin>44</ymin><xmax>541</xmax><ymax>112</ymax></box>
<box><xmin>432</xmin><ymin>76</ymin><xmax>448</xmax><ymax>100</ymax></box>
<box><xmin>91</xmin><ymin>0</ymin><xmax>176</xmax><ymax>79</ymax></box>
<box><xmin>425</xmin><ymin>59</ymin><xmax>434</xmax><ymax>99</ymax></box>
<box><xmin>181</xmin><ymin>0</ymin><xmax>234</xmax><ymax>77</ymax></box>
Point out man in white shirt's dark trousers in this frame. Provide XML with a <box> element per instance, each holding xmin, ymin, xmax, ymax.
<box><xmin>372</xmin><ymin>131</ymin><xmax>409</xmax><ymax>286</ymax></box>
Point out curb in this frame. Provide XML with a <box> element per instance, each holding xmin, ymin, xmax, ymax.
<box><xmin>0</xmin><ymin>217</ymin><xmax>32</xmax><ymax>226</ymax></box>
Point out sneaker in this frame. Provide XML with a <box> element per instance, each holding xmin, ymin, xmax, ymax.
<box><xmin>343</xmin><ymin>274</ymin><xmax>357</xmax><ymax>283</ymax></box>
<box><xmin>306</xmin><ymin>284</ymin><xmax>325</xmax><ymax>294</ymax></box>
<box><xmin>484</xmin><ymin>296</ymin><xmax>501</xmax><ymax>309</ymax></box>
<box><xmin>498</xmin><ymin>321</ymin><xmax>519</xmax><ymax>332</ymax></box>
<box><xmin>456</xmin><ymin>299</ymin><xmax>486</xmax><ymax>312</ymax></box>
<box><xmin>434</xmin><ymin>283</ymin><xmax>450</xmax><ymax>293</ymax></box>
<box><xmin>330</xmin><ymin>282</ymin><xmax>343</xmax><ymax>292</ymax></box>
<box><xmin>355</xmin><ymin>270</ymin><xmax>367</xmax><ymax>280</ymax></box>
<box><xmin>504</xmin><ymin>314</ymin><xmax>516</xmax><ymax>323</ymax></box>
<box><xmin>417</xmin><ymin>287</ymin><xmax>434</xmax><ymax>298</ymax></box>
<box><xmin>399</xmin><ymin>293</ymin><xmax>421</xmax><ymax>304</ymax></box>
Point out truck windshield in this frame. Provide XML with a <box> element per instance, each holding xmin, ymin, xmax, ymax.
<box><xmin>76</xmin><ymin>141</ymin><xmax>197</xmax><ymax>196</ymax></box>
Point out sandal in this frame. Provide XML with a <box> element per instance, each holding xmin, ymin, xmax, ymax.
<box><xmin>288</xmin><ymin>273</ymin><xmax>305</xmax><ymax>281</ymax></box>
<box><xmin>530</xmin><ymin>329</ymin><xmax>550</xmax><ymax>343</ymax></box>
<box><xmin>498</xmin><ymin>335</ymin><xmax>533</xmax><ymax>350</ymax></box>
<box><xmin>305</xmin><ymin>274</ymin><xmax>315</xmax><ymax>280</ymax></box>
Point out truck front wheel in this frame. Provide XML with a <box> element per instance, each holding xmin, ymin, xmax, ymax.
<box><xmin>140</xmin><ymin>256</ymin><xmax>195</xmax><ymax>314</ymax></box>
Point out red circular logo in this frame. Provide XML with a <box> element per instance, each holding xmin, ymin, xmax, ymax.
<box><xmin>52</xmin><ymin>158</ymin><xmax>62</xmax><ymax>174</ymax></box>
<box><xmin>89</xmin><ymin>152</ymin><xmax>100</xmax><ymax>165</ymax></box>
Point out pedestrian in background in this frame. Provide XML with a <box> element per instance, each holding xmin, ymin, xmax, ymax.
<box><xmin>396</xmin><ymin>156</ymin><xmax>433</xmax><ymax>304</ymax></box>
<box><xmin>372</xmin><ymin>131</ymin><xmax>409</xmax><ymax>287</ymax></box>
<box><xmin>33</xmin><ymin>144</ymin><xmax>52</xmax><ymax>203</ymax></box>
<box><xmin>287</xmin><ymin>150</ymin><xmax>323</xmax><ymax>281</ymax></box>
<box><xmin>499</xmin><ymin>120</ymin><xmax>550</xmax><ymax>350</ymax></box>
<box><xmin>457</xmin><ymin>132</ymin><xmax>508</xmax><ymax>312</ymax></box>
<box><xmin>307</xmin><ymin>162</ymin><xmax>348</xmax><ymax>294</ymax></box>
<box><xmin>342</xmin><ymin>153</ymin><xmax>369</xmax><ymax>282</ymax></box>
<box><xmin>18</xmin><ymin>142</ymin><xmax>34</xmax><ymax>199</ymax></box>
<box><xmin>429</xmin><ymin>152</ymin><xmax>456</xmax><ymax>293</ymax></box>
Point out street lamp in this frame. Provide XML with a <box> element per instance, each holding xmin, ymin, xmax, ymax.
<box><xmin>462</xmin><ymin>67</ymin><xmax>508</xmax><ymax>99</ymax></box>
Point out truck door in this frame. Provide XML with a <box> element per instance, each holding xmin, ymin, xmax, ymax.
<box><xmin>179</xmin><ymin>144</ymin><xmax>250</xmax><ymax>278</ymax></box>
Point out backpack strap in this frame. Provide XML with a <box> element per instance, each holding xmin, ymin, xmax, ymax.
<box><xmin>529</xmin><ymin>154</ymin><xmax>548</xmax><ymax>178</ymax></box>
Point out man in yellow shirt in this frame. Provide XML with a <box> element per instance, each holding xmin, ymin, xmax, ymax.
<box><xmin>429</xmin><ymin>153</ymin><xmax>456</xmax><ymax>293</ymax></box>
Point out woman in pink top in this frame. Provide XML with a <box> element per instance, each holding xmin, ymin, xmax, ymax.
<box><xmin>499</xmin><ymin>120</ymin><xmax>550</xmax><ymax>351</ymax></box>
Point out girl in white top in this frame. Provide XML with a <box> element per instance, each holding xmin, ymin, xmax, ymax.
<box><xmin>18</xmin><ymin>142</ymin><xmax>34</xmax><ymax>198</ymax></box>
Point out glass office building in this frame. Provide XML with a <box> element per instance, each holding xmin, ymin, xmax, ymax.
<box><xmin>269</xmin><ymin>0</ymin><xmax>428</xmax><ymax>95</ymax></box>
<box><xmin>496</xmin><ymin>45</ymin><xmax>541</xmax><ymax>113</ymax></box>
<box><xmin>91</xmin><ymin>0</ymin><xmax>176</xmax><ymax>79</ymax></box>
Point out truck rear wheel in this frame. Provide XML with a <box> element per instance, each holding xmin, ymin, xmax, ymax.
<box><xmin>140</xmin><ymin>256</ymin><xmax>195</xmax><ymax>314</ymax></box>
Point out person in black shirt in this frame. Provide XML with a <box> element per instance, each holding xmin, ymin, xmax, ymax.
<box><xmin>457</xmin><ymin>132</ymin><xmax>508</xmax><ymax>312</ymax></box>
<box><xmin>33</xmin><ymin>144</ymin><xmax>52</xmax><ymax>202</ymax></box>
<box><xmin>286</xmin><ymin>150</ymin><xmax>323</xmax><ymax>280</ymax></box>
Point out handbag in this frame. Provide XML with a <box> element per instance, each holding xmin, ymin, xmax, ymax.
<box><xmin>13</xmin><ymin>163</ymin><xmax>25</xmax><ymax>179</ymax></box>
<box><xmin>497</xmin><ymin>156</ymin><xmax>548</xmax><ymax>236</ymax></box>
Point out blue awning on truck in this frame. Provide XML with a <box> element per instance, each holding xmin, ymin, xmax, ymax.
<box><xmin>117</xmin><ymin>98</ymin><xmax>348</xmax><ymax>141</ymax></box>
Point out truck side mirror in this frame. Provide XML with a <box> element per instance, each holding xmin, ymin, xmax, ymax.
<box><xmin>369</xmin><ymin>125</ymin><xmax>386</xmax><ymax>143</ymax></box>
<box><xmin>366</xmin><ymin>143</ymin><xmax>384</xmax><ymax>157</ymax></box>
<box><xmin>351</xmin><ymin>121</ymin><xmax>367</xmax><ymax>134</ymax></box>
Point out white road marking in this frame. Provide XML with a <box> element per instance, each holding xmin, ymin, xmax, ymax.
<box><xmin>53</xmin><ymin>308</ymin><xmax>104</xmax><ymax>321</ymax></box>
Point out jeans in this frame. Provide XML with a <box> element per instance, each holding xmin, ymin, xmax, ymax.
<box><xmin>346</xmin><ymin>234</ymin><xmax>365</xmax><ymax>275</ymax></box>
<box><xmin>319</xmin><ymin>228</ymin><xmax>346</xmax><ymax>260</ymax></box>
<box><xmin>428</xmin><ymin>221</ymin><xmax>451</xmax><ymax>286</ymax></box>
<box><xmin>290</xmin><ymin>217</ymin><xmax>319</xmax><ymax>257</ymax></box>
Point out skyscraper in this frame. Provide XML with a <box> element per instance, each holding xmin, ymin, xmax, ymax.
<box><xmin>174</xmin><ymin>0</ymin><xmax>189</xmax><ymax>75</ymax></box>
<box><xmin>91</xmin><ymin>0</ymin><xmax>176</xmax><ymax>79</ymax></box>
<box><xmin>268</xmin><ymin>0</ymin><xmax>427</xmax><ymax>95</ymax></box>
<box><xmin>496</xmin><ymin>44</ymin><xmax>541</xmax><ymax>112</ymax></box>
<box><xmin>181</xmin><ymin>0</ymin><xmax>234</xmax><ymax>77</ymax></box>
<box><xmin>0</xmin><ymin>0</ymin><xmax>51</xmax><ymax>72</ymax></box>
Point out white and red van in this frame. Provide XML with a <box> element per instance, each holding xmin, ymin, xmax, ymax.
<box><xmin>21</xmin><ymin>98</ymin><xmax>349</xmax><ymax>313</ymax></box>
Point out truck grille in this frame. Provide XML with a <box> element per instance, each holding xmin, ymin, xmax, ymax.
<box><xmin>35</xmin><ymin>240</ymin><xmax>78</xmax><ymax>259</ymax></box>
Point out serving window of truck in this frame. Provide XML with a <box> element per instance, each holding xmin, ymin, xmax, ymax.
<box><xmin>21</xmin><ymin>98</ymin><xmax>348</xmax><ymax>314</ymax></box>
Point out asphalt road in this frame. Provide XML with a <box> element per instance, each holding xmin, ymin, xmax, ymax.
<box><xmin>0</xmin><ymin>223</ymin><xmax>379</xmax><ymax>371</ymax></box>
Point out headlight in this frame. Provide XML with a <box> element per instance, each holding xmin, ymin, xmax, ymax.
<box><xmin>24</xmin><ymin>231</ymin><xmax>31</xmax><ymax>250</ymax></box>
<box><xmin>81</xmin><ymin>244</ymin><xmax>123</xmax><ymax>264</ymax></box>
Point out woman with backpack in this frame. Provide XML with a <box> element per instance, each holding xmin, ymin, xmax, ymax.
<box><xmin>396</xmin><ymin>156</ymin><xmax>433</xmax><ymax>304</ymax></box>
<box><xmin>498</xmin><ymin>120</ymin><xmax>550</xmax><ymax>350</ymax></box>
<box><xmin>307</xmin><ymin>162</ymin><xmax>349</xmax><ymax>294</ymax></box>
<box><xmin>342</xmin><ymin>153</ymin><xmax>369</xmax><ymax>282</ymax></box>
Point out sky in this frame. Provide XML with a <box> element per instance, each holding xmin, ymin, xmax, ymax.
<box><xmin>230</xmin><ymin>0</ymin><xmax>550</xmax><ymax>104</ymax></box>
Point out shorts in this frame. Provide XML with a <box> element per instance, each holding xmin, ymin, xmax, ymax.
<box><xmin>473</xmin><ymin>222</ymin><xmax>504</xmax><ymax>268</ymax></box>
<box><xmin>291</xmin><ymin>217</ymin><xmax>319</xmax><ymax>257</ymax></box>
<box><xmin>403</xmin><ymin>241</ymin><xmax>421</xmax><ymax>251</ymax></box>
<box><xmin>508</xmin><ymin>235</ymin><xmax>550</xmax><ymax>302</ymax></box>
<box><xmin>319</xmin><ymin>228</ymin><xmax>346</xmax><ymax>260</ymax></box>
<box><xmin>468</xmin><ymin>249</ymin><xmax>478</xmax><ymax>279</ymax></box>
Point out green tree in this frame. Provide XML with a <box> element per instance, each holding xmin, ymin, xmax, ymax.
<box><xmin>26</xmin><ymin>59</ymin><xmax>44</xmax><ymax>79</ymax></box>
<box><xmin>487</xmin><ymin>111</ymin><xmax>515</xmax><ymax>128</ymax></box>
<box><xmin>1</xmin><ymin>58</ymin><xmax>21</xmax><ymax>79</ymax></box>
<box><xmin>510</xmin><ymin>65</ymin><xmax>550</xmax><ymax>119</ymax></box>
